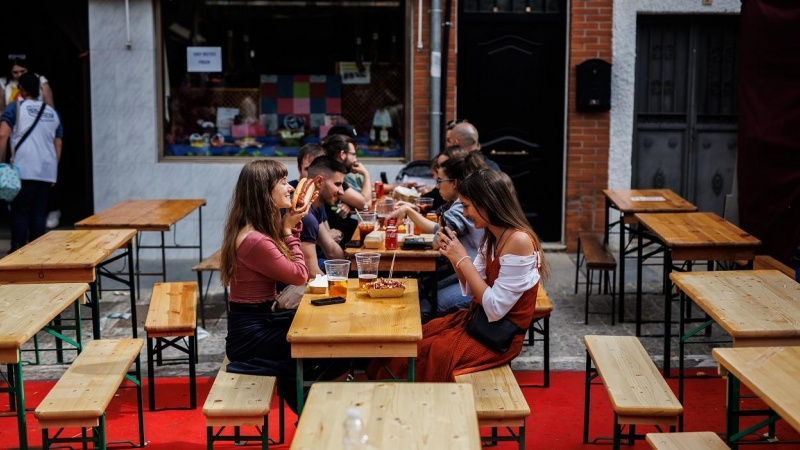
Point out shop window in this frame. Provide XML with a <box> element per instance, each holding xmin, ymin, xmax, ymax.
<box><xmin>159</xmin><ymin>0</ymin><xmax>406</xmax><ymax>159</ymax></box>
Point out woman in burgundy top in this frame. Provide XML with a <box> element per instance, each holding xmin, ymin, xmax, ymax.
<box><xmin>219</xmin><ymin>160</ymin><xmax>311</xmax><ymax>411</ymax></box>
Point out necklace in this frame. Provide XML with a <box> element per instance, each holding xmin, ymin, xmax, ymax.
<box><xmin>494</xmin><ymin>227</ymin><xmax>509</xmax><ymax>255</ymax></box>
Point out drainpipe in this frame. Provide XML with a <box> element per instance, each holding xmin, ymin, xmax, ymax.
<box><xmin>439</xmin><ymin>0</ymin><xmax>453</xmax><ymax>142</ymax></box>
<box><xmin>429</xmin><ymin>0</ymin><xmax>442</xmax><ymax>159</ymax></box>
<box><xmin>125</xmin><ymin>0</ymin><xmax>133</xmax><ymax>49</ymax></box>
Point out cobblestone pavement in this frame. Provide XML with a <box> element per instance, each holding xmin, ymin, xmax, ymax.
<box><xmin>9</xmin><ymin>241</ymin><xmax>725</xmax><ymax>381</ymax></box>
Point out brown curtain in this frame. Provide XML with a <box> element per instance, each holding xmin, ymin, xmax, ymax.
<box><xmin>738</xmin><ymin>0</ymin><xmax>800</xmax><ymax>265</ymax></box>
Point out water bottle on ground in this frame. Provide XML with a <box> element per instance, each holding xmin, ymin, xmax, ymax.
<box><xmin>343</xmin><ymin>407</ymin><xmax>368</xmax><ymax>450</ymax></box>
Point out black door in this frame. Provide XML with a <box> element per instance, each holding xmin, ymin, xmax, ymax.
<box><xmin>457</xmin><ymin>0</ymin><xmax>566</xmax><ymax>242</ymax></box>
<box><xmin>0</xmin><ymin>1</ymin><xmax>92</xmax><ymax>230</ymax></box>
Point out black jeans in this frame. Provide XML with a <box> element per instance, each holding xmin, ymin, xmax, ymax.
<box><xmin>10</xmin><ymin>180</ymin><xmax>50</xmax><ymax>252</ymax></box>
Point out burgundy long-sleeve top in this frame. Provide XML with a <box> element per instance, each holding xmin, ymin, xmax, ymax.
<box><xmin>229</xmin><ymin>228</ymin><xmax>308</xmax><ymax>304</ymax></box>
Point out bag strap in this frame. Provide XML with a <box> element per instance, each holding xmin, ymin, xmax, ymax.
<box><xmin>11</xmin><ymin>100</ymin><xmax>46</xmax><ymax>164</ymax></box>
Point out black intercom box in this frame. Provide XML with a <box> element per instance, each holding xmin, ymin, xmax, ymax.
<box><xmin>576</xmin><ymin>59</ymin><xmax>612</xmax><ymax>112</ymax></box>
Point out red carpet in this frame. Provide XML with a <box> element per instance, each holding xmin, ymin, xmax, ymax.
<box><xmin>2</xmin><ymin>371</ymin><xmax>798</xmax><ymax>449</ymax></box>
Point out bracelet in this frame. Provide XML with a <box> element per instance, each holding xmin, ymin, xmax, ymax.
<box><xmin>455</xmin><ymin>255</ymin><xmax>471</xmax><ymax>269</ymax></box>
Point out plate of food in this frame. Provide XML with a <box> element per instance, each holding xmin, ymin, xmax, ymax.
<box><xmin>365</xmin><ymin>278</ymin><xmax>406</xmax><ymax>298</ymax></box>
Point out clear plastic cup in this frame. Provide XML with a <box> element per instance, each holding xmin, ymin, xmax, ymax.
<box><xmin>355</xmin><ymin>252</ymin><xmax>380</xmax><ymax>290</ymax></box>
<box><xmin>324</xmin><ymin>259</ymin><xmax>351</xmax><ymax>297</ymax></box>
<box><xmin>358</xmin><ymin>212</ymin><xmax>377</xmax><ymax>237</ymax></box>
<box><xmin>415</xmin><ymin>197</ymin><xmax>434</xmax><ymax>214</ymax></box>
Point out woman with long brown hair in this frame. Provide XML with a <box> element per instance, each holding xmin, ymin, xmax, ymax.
<box><xmin>220</xmin><ymin>159</ymin><xmax>310</xmax><ymax>411</ymax></box>
<box><xmin>368</xmin><ymin>169</ymin><xmax>548</xmax><ymax>381</ymax></box>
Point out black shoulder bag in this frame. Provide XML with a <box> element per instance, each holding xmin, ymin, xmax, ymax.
<box><xmin>464</xmin><ymin>304</ymin><xmax>526</xmax><ymax>354</ymax></box>
<box><xmin>12</xmin><ymin>100</ymin><xmax>47</xmax><ymax>159</ymax></box>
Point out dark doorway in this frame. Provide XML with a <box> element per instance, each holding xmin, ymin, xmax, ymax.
<box><xmin>457</xmin><ymin>0</ymin><xmax>567</xmax><ymax>242</ymax></box>
<box><xmin>0</xmin><ymin>0</ymin><xmax>92</xmax><ymax>231</ymax></box>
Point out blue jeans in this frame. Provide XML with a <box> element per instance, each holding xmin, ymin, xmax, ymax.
<box><xmin>10</xmin><ymin>180</ymin><xmax>50</xmax><ymax>252</ymax></box>
<box><xmin>421</xmin><ymin>281</ymin><xmax>472</xmax><ymax>320</ymax></box>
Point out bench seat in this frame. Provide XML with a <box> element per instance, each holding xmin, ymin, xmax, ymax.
<box><xmin>584</xmin><ymin>335</ymin><xmax>683</xmax><ymax>450</ymax></box>
<box><xmin>35</xmin><ymin>338</ymin><xmax>145</xmax><ymax>449</ymax></box>
<box><xmin>145</xmin><ymin>281</ymin><xmax>198</xmax><ymax>411</ymax></box>
<box><xmin>646</xmin><ymin>432</ymin><xmax>729</xmax><ymax>449</ymax></box>
<box><xmin>192</xmin><ymin>249</ymin><xmax>228</xmax><ymax>327</ymax></box>
<box><xmin>524</xmin><ymin>286</ymin><xmax>553</xmax><ymax>387</ymax></box>
<box><xmin>455</xmin><ymin>364</ymin><xmax>529</xmax><ymax>449</ymax></box>
<box><xmin>203</xmin><ymin>357</ymin><xmax>283</xmax><ymax>449</ymax></box>
<box><xmin>576</xmin><ymin>233</ymin><xmax>617</xmax><ymax>325</ymax></box>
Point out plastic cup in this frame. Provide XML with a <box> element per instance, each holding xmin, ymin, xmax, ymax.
<box><xmin>376</xmin><ymin>199</ymin><xmax>394</xmax><ymax>230</ymax></box>
<box><xmin>324</xmin><ymin>259</ymin><xmax>351</xmax><ymax>297</ymax></box>
<box><xmin>358</xmin><ymin>212</ymin><xmax>377</xmax><ymax>237</ymax></box>
<box><xmin>355</xmin><ymin>252</ymin><xmax>380</xmax><ymax>290</ymax></box>
<box><xmin>415</xmin><ymin>197</ymin><xmax>434</xmax><ymax>214</ymax></box>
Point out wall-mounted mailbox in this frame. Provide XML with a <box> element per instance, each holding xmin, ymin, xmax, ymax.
<box><xmin>576</xmin><ymin>59</ymin><xmax>612</xmax><ymax>112</ymax></box>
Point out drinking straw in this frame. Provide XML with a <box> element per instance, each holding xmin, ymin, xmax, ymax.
<box><xmin>388</xmin><ymin>250</ymin><xmax>397</xmax><ymax>279</ymax></box>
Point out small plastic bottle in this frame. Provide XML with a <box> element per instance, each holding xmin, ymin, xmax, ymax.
<box><xmin>342</xmin><ymin>407</ymin><xmax>368</xmax><ymax>450</ymax></box>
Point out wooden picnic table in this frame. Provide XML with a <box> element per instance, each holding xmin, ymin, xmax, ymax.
<box><xmin>346</xmin><ymin>231</ymin><xmax>439</xmax><ymax>272</ymax></box>
<box><xmin>671</xmin><ymin>270</ymin><xmax>800</xmax><ymax>429</ymax></box>
<box><xmin>75</xmin><ymin>199</ymin><xmax>206</xmax><ymax>296</ymax></box>
<box><xmin>0</xmin><ymin>283</ymin><xmax>89</xmax><ymax>449</ymax></box>
<box><xmin>713</xmin><ymin>346</ymin><xmax>800</xmax><ymax>448</ymax></box>
<box><xmin>0</xmin><ymin>229</ymin><xmax>137</xmax><ymax>339</ymax></box>
<box><xmin>287</xmin><ymin>278</ymin><xmax>422</xmax><ymax>413</ymax></box>
<box><xmin>291</xmin><ymin>382</ymin><xmax>480</xmax><ymax>450</ymax></box>
<box><xmin>635</xmin><ymin>212</ymin><xmax>761</xmax><ymax>376</ymax></box>
<box><xmin>603</xmin><ymin>189</ymin><xmax>697</xmax><ymax>323</ymax></box>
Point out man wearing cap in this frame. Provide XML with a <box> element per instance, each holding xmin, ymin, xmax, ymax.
<box><xmin>449</xmin><ymin>121</ymin><xmax>501</xmax><ymax>171</ymax></box>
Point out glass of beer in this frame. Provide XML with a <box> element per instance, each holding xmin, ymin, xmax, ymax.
<box><xmin>323</xmin><ymin>259</ymin><xmax>351</xmax><ymax>297</ymax></box>
<box><xmin>355</xmin><ymin>252</ymin><xmax>380</xmax><ymax>290</ymax></box>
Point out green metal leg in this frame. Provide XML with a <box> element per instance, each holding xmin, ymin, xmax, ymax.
<box><xmin>13</xmin><ymin>359</ymin><xmax>27</xmax><ymax>450</ymax></box>
<box><xmin>407</xmin><ymin>357</ymin><xmax>415</xmax><ymax>382</ymax></box>
<box><xmin>296</xmin><ymin>359</ymin><xmax>305</xmax><ymax>414</ymax></box>
<box><xmin>97</xmin><ymin>413</ymin><xmax>107</xmax><ymax>450</ymax></box>
<box><xmin>726</xmin><ymin>373</ymin><xmax>740</xmax><ymax>450</ymax></box>
<box><xmin>89</xmin><ymin>280</ymin><xmax>101</xmax><ymax>339</ymax></box>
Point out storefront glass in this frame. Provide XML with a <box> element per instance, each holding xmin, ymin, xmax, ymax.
<box><xmin>159</xmin><ymin>0</ymin><xmax>406</xmax><ymax>159</ymax></box>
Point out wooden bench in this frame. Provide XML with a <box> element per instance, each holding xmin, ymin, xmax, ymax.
<box><xmin>753</xmin><ymin>255</ymin><xmax>794</xmax><ymax>278</ymax></box>
<box><xmin>583</xmin><ymin>335</ymin><xmax>683</xmax><ymax>450</ymax></box>
<box><xmin>144</xmin><ymin>281</ymin><xmax>198</xmax><ymax>411</ymax></box>
<box><xmin>203</xmin><ymin>357</ymin><xmax>284</xmax><ymax>449</ymax></box>
<box><xmin>455</xmin><ymin>364</ymin><xmax>530</xmax><ymax>450</ymax></box>
<box><xmin>524</xmin><ymin>286</ymin><xmax>553</xmax><ymax>387</ymax></box>
<box><xmin>575</xmin><ymin>233</ymin><xmax>617</xmax><ymax>325</ymax></box>
<box><xmin>646</xmin><ymin>432</ymin><xmax>729</xmax><ymax>449</ymax></box>
<box><xmin>35</xmin><ymin>338</ymin><xmax>145</xmax><ymax>450</ymax></box>
<box><xmin>192</xmin><ymin>249</ymin><xmax>229</xmax><ymax>328</ymax></box>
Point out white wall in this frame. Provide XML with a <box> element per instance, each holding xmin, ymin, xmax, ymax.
<box><xmin>88</xmin><ymin>0</ymin><xmax>403</xmax><ymax>258</ymax></box>
<box><xmin>608</xmin><ymin>0</ymin><xmax>740</xmax><ymax>190</ymax></box>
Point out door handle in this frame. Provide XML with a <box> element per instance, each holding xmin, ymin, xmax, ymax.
<box><xmin>489</xmin><ymin>149</ymin><xmax>529</xmax><ymax>156</ymax></box>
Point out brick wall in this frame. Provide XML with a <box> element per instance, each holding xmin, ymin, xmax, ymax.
<box><xmin>411</xmin><ymin>0</ymin><xmax>458</xmax><ymax>161</ymax></box>
<box><xmin>564</xmin><ymin>0</ymin><xmax>613</xmax><ymax>250</ymax></box>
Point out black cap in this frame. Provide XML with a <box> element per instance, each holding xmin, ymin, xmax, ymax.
<box><xmin>327</xmin><ymin>124</ymin><xmax>357</xmax><ymax>138</ymax></box>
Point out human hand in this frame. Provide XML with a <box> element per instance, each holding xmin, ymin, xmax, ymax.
<box><xmin>282</xmin><ymin>191</ymin><xmax>318</xmax><ymax>231</ymax></box>
<box><xmin>438</xmin><ymin>226</ymin><xmax>468</xmax><ymax>263</ymax></box>
<box><xmin>350</xmin><ymin>161</ymin><xmax>368</xmax><ymax>175</ymax></box>
<box><xmin>387</xmin><ymin>205</ymin><xmax>408</xmax><ymax>220</ymax></box>
<box><xmin>337</xmin><ymin>202</ymin><xmax>351</xmax><ymax>218</ymax></box>
<box><xmin>394</xmin><ymin>200</ymin><xmax>419</xmax><ymax>212</ymax></box>
<box><xmin>329</xmin><ymin>228</ymin><xmax>343</xmax><ymax>243</ymax></box>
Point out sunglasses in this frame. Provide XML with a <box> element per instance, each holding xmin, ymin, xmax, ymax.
<box><xmin>435</xmin><ymin>177</ymin><xmax>455</xmax><ymax>185</ymax></box>
<box><xmin>8</xmin><ymin>54</ymin><xmax>26</xmax><ymax>60</ymax></box>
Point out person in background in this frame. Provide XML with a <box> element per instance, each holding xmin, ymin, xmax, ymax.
<box><xmin>389</xmin><ymin>152</ymin><xmax>488</xmax><ymax>317</ymax></box>
<box><xmin>449</xmin><ymin>121</ymin><xmax>501</xmax><ymax>171</ymax></box>
<box><xmin>298</xmin><ymin>156</ymin><xmax>348</xmax><ymax>277</ymax></box>
<box><xmin>219</xmin><ymin>159</ymin><xmax>311</xmax><ymax>412</ymax></box>
<box><xmin>321</xmin><ymin>133</ymin><xmax>367</xmax><ymax>244</ymax></box>
<box><xmin>421</xmin><ymin>145</ymin><xmax>469</xmax><ymax>210</ymax></box>
<box><xmin>0</xmin><ymin>54</ymin><xmax>54</xmax><ymax>111</ymax></box>
<box><xmin>0</xmin><ymin>73</ymin><xmax>62</xmax><ymax>252</ymax></box>
<box><xmin>293</xmin><ymin>143</ymin><xmax>342</xmax><ymax>244</ymax></box>
<box><xmin>367</xmin><ymin>169</ymin><xmax>548</xmax><ymax>381</ymax></box>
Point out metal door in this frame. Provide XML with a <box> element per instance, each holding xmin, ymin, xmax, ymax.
<box><xmin>457</xmin><ymin>0</ymin><xmax>567</xmax><ymax>242</ymax></box>
<box><xmin>633</xmin><ymin>16</ymin><xmax>739</xmax><ymax>215</ymax></box>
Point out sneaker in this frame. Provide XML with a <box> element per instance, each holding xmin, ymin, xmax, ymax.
<box><xmin>46</xmin><ymin>210</ymin><xmax>61</xmax><ymax>228</ymax></box>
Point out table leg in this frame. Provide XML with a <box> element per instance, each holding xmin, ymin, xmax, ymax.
<box><xmin>635</xmin><ymin>230</ymin><xmax>643</xmax><ymax>336</ymax></box>
<box><xmin>136</xmin><ymin>232</ymin><xmax>143</xmax><ymax>300</ymax></box>
<box><xmin>12</xmin><ymin>358</ymin><xmax>27</xmax><ymax>450</ymax></box>
<box><xmin>618</xmin><ymin>216</ymin><xmax>626</xmax><ymax>324</ymax></box>
<box><xmin>127</xmin><ymin>242</ymin><xmax>138</xmax><ymax>338</ymax></box>
<box><xmin>725</xmin><ymin>373</ymin><xmax>741</xmax><ymax>450</ymax></box>
<box><xmin>296</xmin><ymin>359</ymin><xmax>305</xmax><ymax>415</ymax></box>
<box><xmin>407</xmin><ymin>358</ymin><xmax>415</xmax><ymax>382</ymax></box>
<box><xmin>90</xmin><ymin>279</ymin><xmax>101</xmax><ymax>339</ymax></box>
<box><xmin>663</xmin><ymin>249</ymin><xmax>673</xmax><ymax>377</ymax></box>
<box><xmin>198</xmin><ymin>206</ymin><xmax>204</xmax><ymax>265</ymax></box>
<box><xmin>160</xmin><ymin>231</ymin><xmax>167</xmax><ymax>283</ymax></box>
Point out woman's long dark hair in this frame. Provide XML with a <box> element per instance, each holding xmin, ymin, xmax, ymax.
<box><xmin>220</xmin><ymin>160</ymin><xmax>293</xmax><ymax>286</ymax></box>
<box><xmin>458</xmin><ymin>169</ymin><xmax>548</xmax><ymax>281</ymax></box>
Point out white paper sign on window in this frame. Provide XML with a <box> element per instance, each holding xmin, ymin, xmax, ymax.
<box><xmin>339</xmin><ymin>62</ymin><xmax>371</xmax><ymax>85</ymax></box>
<box><xmin>187</xmin><ymin>47</ymin><xmax>222</xmax><ymax>72</ymax></box>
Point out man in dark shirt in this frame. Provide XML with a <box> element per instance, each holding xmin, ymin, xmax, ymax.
<box><xmin>449</xmin><ymin>121</ymin><xmax>501</xmax><ymax>171</ymax></box>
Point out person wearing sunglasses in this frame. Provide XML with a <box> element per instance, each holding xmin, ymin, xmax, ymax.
<box><xmin>0</xmin><ymin>55</ymin><xmax>54</xmax><ymax>113</ymax></box>
<box><xmin>388</xmin><ymin>151</ymin><xmax>489</xmax><ymax>318</ymax></box>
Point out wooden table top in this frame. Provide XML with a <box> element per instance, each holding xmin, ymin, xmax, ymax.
<box><xmin>346</xmin><ymin>230</ymin><xmax>440</xmax><ymax>272</ymax></box>
<box><xmin>75</xmin><ymin>199</ymin><xmax>206</xmax><ymax>232</ymax></box>
<box><xmin>0</xmin><ymin>229</ymin><xmax>137</xmax><ymax>283</ymax></box>
<box><xmin>604</xmin><ymin>189</ymin><xmax>697</xmax><ymax>214</ymax></box>
<box><xmin>671</xmin><ymin>270</ymin><xmax>800</xmax><ymax>344</ymax></box>
<box><xmin>636</xmin><ymin>212</ymin><xmax>761</xmax><ymax>249</ymax></box>
<box><xmin>287</xmin><ymin>278</ymin><xmax>422</xmax><ymax>357</ymax></box>
<box><xmin>713</xmin><ymin>346</ymin><xmax>800</xmax><ymax>433</ymax></box>
<box><xmin>0</xmin><ymin>283</ymin><xmax>89</xmax><ymax>363</ymax></box>
<box><xmin>291</xmin><ymin>382</ymin><xmax>480</xmax><ymax>450</ymax></box>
